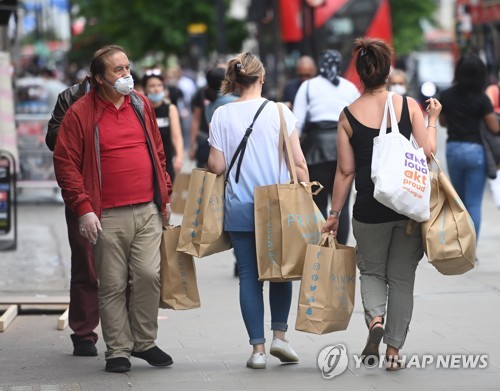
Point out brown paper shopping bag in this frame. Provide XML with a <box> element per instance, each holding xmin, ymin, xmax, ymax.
<box><xmin>170</xmin><ymin>173</ymin><xmax>191</xmax><ymax>214</ymax></box>
<box><xmin>295</xmin><ymin>234</ymin><xmax>356</xmax><ymax>334</ymax></box>
<box><xmin>255</xmin><ymin>183</ymin><xmax>324</xmax><ymax>281</ymax></box>
<box><xmin>160</xmin><ymin>226</ymin><xmax>201</xmax><ymax>310</ymax></box>
<box><xmin>177</xmin><ymin>168</ymin><xmax>232</xmax><ymax>257</ymax></box>
<box><xmin>421</xmin><ymin>154</ymin><xmax>476</xmax><ymax>275</ymax></box>
<box><xmin>255</xmin><ymin>103</ymin><xmax>324</xmax><ymax>281</ymax></box>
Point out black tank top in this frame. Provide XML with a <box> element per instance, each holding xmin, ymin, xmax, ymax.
<box><xmin>343</xmin><ymin>96</ymin><xmax>412</xmax><ymax>223</ymax></box>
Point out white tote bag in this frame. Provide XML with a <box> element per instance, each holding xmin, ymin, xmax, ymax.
<box><xmin>371</xmin><ymin>92</ymin><xmax>430</xmax><ymax>222</ymax></box>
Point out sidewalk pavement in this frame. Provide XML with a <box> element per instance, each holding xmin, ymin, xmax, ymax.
<box><xmin>0</xmin><ymin>188</ymin><xmax>499</xmax><ymax>390</ymax></box>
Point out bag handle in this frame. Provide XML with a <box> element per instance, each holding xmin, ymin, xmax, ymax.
<box><xmin>379</xmin><ymin>92</ymin><xmax>393</xmax><ymax>136</ymax></box>
<box><xmin>380</xmin><ymin>93</ymin><xmax>423</xmax><ymax>149</ymax></box>
<box><xmin>386</xmin><ymin>91</ymin><xmax>401</xmax><ymax>135</ymax></box>
<box><xmin>429</xmin><ymin>153</ymin><xmax>443</xmax><ymax>175</ymax></box>
<box><xmin>300</xmin><ymin>181</ymin><xmax>324</xmax><ymax>195</ymax></box>
<box><xmin>277</xmin><ymin>102</ymin><xmax>298</xmax><ymax>183</ymax></box>
<box><xmin>379</xmin><ymin>91</ymin><xmax>405</xmax><ymax>136</ymax></box>
<box><xmin>318</xmin><ymin>232</ymin><xmax>342</xmax><ymax>248</ymax></box>
<box><xmin>226</xmin><ymin>99</ymin><xmax>270</xmax><ymax>185</ymax></box>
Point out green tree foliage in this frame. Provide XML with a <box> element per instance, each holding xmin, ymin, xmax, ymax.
<box><xmin>389</xmin><ymin>0</ymin><xmax>437</xmax><ymax>55</ymax></box>
<box><xmin>70</xmin><ymin>0</ymin><xmax>246</xmax><ymax>63</ymax></box>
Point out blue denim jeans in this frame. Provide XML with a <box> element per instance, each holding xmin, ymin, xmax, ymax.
<box><xmin>446</xmin><ymin>141</ymin><xmax>486</xmax><ymax>238</ymax></box>
<box><xmin>227</xmin><ymin>231</ymin><xmax>292</xmax><ymax>345</ymax></box>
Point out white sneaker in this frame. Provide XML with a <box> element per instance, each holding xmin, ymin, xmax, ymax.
<box><xmin>246</xmin><ymin>352</ymin><xmax>267</xmax><ymax>369</ymax></box>
<box><xmin>270</xmin><ymin>338</ymin><xmax>299</xmax><ymax>363</ymax></box>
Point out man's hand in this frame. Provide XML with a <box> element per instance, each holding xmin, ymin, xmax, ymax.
<box><xmin>174</xmin><ymin>158</ymin><xmax>183</xmax><ymax>173</ymax></box>
<box><xmin>78</xmin><ymin>212</ymin><xmax>102</xmax><ymax>244</ymax></box>
<box><xmin>163</xmin><ymin>203</ymin><xmax>172</xmax><ymax>227</ymax></box>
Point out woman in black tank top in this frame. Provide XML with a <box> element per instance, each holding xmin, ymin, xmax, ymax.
<box><xmin>322</xmin><ymin>38</ymin><xmax>442</xmax><ymax>371</ymax></box>
<box><xmin>343</xmin><ymin>96</ymin><xmax>412</xmax><ymax>224</ymax></box>
<box><xmin>143</xmin><ymin>72</ymin><xmax>184</xmax><ymax>182</ymax></box>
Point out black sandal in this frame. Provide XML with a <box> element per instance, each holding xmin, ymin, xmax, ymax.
<box><xmin>361</xmin><ymin>321</ymin><xmax>384</xmax><ymax>366</ymax></box>
<box><xmin>385</xmin><ymin>356</ymin><xmax>406</xmax><ymax>371</ymax></box>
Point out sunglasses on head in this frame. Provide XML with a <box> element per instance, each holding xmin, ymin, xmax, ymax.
<box><xmin>145</xmin><ymin>68</ymin><xmax>162</xmax><ymax>76</ymax></box>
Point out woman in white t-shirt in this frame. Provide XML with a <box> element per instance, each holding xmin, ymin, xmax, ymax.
<box><xmin>208</xmin><ymin>52</ymin><xmax>308</xmax><ymax>369</ymax></box>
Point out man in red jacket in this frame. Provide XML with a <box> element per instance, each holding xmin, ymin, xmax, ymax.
<box><xmin>54</xmin><ymin>45</ymin><xmax>172</xmax><ymax>373</ymax></box>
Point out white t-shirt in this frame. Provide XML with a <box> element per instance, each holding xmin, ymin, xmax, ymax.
<box><xmin>209</xmin><ymin>98</ymin><xmax>297</xmax><ymax>231</ymax></box>
<box><xmin>292</xmin><ymin>75</ymin><xmax>360</xmax><ymax>133</ymax></box>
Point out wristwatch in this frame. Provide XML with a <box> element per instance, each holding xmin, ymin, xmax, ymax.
<box><xmin>329</xmin><ymin>210</ymin><xmax>341</xmax><ymax>218</ymax></box>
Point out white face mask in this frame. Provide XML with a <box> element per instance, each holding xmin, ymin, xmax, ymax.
<box><xmin>390</xmin><ymin>84</ymin><xmax>407</xmax><ymax>96</ymax></box>
<box><xmin>105</xmin><ymin>75</ymin><xmax>134</xmax><ymax>95</ymax></box>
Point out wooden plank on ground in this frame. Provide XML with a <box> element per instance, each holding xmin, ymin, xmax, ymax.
<box><xmin>0</xmin><ymin>296</ymin><xmax>69</xmax><ymax>305</ymax></box>
<box><xmin>0</xmin><ymin>305</ymin><xmax>18</xmax><ymax>332</ymax></box>
<box><xmin>57</xmin><ymin>308</ymin><xmax>69</xmax><ymax>330</ymax></box>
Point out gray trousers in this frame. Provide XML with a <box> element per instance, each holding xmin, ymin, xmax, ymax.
<box><xmin>352</xmin><ymin>218</ymin><xmax>423</xmax><ymax>349</ymax></box>
<box><xmin>94</xmin><ymin>202</ymin><xmax>162</xmax><ymax>360</ymax></box>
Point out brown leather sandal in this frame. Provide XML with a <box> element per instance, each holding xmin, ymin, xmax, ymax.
<box><xmin>361</xmin><ymin>321</ymin><xmax>384</xmax><ymax>366</ymax></box>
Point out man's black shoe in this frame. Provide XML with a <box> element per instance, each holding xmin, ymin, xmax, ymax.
<box><xmin>105</xmin><ymin>357</ymin><xmax>131</xmax><ymax>373</ymax></box>
<box><xmin>131</xmin><ymin>346</ymin><xmax>173</xmax><ymax>367</ymax></box>
<box><xmin>73</xmin><ymin>340</ymin><xmax>98</xmax><ymax>357</ymax></box>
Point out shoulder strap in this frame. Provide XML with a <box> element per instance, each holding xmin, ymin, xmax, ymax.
<box><xmin>343</xmin><ymin>106</ymin><xmax>356</xmax><ymax>126</ymax></box>
<box><xmin>226</xmin><ymin>99</ymin><xmax>270</xmax><ymax>185</ymax></box>
<box><xmin>402</xmin><ymin>96</ymin><xmax>410</xmax><ymax>122</ymax></box>
<box><xmin>306</xmin><ymin>80</ymin><xmax>310</xmax><ymax>106</ymax></box>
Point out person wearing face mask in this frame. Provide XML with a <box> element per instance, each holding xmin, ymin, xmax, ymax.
<box><xmin>53</xmin><ymin>45</ymin><xmax>173</xmax><ymax>373</ymax></box>
<box><xmin>143</xmin><ymin>72</ymin><xmax>184</xmax><ymax>182</ymax></box>
<box><xmin>293</xmin><ymin>50</ymin><xmax>360</xmax><ymax>245</ymax></box>
<box><xmin>388</xmin><ymin>69</ymin><xmax>408</xmax><ymax>96</ymax></box>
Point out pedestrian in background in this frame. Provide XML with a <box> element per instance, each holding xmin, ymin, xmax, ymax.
<box><xmin>293</xmin><ymin>50</ymin><xmax>360</xmax><ymax>244</ymax></box>
<box><xmin>40</xmin><ymin>67</ymin><xmax>68</xmax><ymax>112</ymax></box>
<box><xmin>388</xmin><ymin>68</ymin><xmax>409</xmax><ymax>97</ymax></box>
<box><xmin>282</xmin><ymin>55</ymin><xmax>317</xmax><ymax>109</ymax></box>
<box><xmin>143</xmin><ymin>72</ymin><xmax>184</xmax><ymax>182</ymax></box>
<box><xmin>53</xmin><ymin>45</ymin><xmax>173</xmax><ymax>373</ymax></box>
<box><xmin>322</xmin><ymin>38</ymin><xmax>441</xmax><ymax>370</ymax></box>
<box><xmin>485</xmin><ymin>71</ymin><xmax>500</xmax><ymax>208</ymax></box>
<box><xmin>439</xmin><ymin>53</ymin><xmax>499</xmax><ymax>239</ymax></box>
<box><xmin>168</xmin><ymin>65</ymin><xmax>197</xmax><ymax>150</ymax></box>
<box><xmin>485</xmin><ymin>71</ymin><xmax>500</xmax><ymax>115</ymax></box>
<box><xmin>189</xmin><ymin>66</ymin><xmax>237</xmax><ymax>168</ymax></box>
<box><xmin>207</xmin><ymin>52</ymin><xmax>308</xmax><ymax>369</ymax></box>
<box><xmin>204</xmin><ymin>67</ymin><xmax>237</xmax><ymax>124</ymax></box>
<box><xmin>189</xmin><ymin>82</ymin><xmax>210</xmax><ymax>167</ymax></box>
<box><xmin>46</xmin><ymin>75</ymin><xmax>98</xmax><ymax>357</ymax></box>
